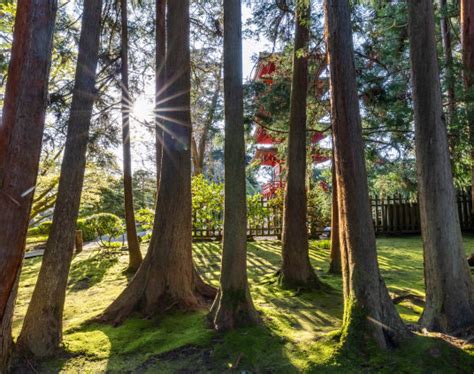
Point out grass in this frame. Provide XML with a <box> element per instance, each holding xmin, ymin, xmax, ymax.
<box><xmin>12</xmin><ymin>236</ymin><xmax>474</xmax><ymax>373</ymax></box>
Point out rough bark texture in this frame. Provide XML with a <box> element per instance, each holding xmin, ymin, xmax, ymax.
<box><xmin>439</xmin><ymin>0</ymin><xmax>456</xmax><ymax>141</ymax></box>
<box><xmin>98</xmin><ymin>0</ymin><xmax>215</xmax><ymax>325</ymax></box>
<box><xmin>325</xmin><ymin>0</ymin><xmax>409</xmax><ymax>350</ymax></box>
<box><xmin>0</xmin><ymin>1</ymin><xmax>57</xmax><ymax>370</ymax></box>
<box><xmin>461</xmin><ymin>1</ymin><xmax>474</xmax><ymax>210</ymax></box>
<box><xmin>280</xmin><ymin>2</ymin><xmax>320</xmax><ymax>289</ymax></box>
<box><xmin>328</xmin><ymin>151</ymin><xmax>341</xmax><ymax>275</ymax></box>
<box><xmin>208</xmin><ymin>0</ymin><xmax>258</xmax><ymax>331</ymax></box>
<box><xmin>121</xmin><ymin>0</ymin><xmax>143</xmax><ymax>272</ymax></box>
<box><xmin>155</xmin><ymin>0</ymin><xmax>166</xmax><ymax>191</ymax></box>
<box><xmin>408</xmin><ymin>0</ymin><xmax>474</xmax><ymax>332</ymax></box>
<box><xmin>16</xmin><ymin>0</ymin><xmax>102</xmax><ymax>358</ymax></box>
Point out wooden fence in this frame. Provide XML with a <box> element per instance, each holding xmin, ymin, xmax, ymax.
<box><xmin>192</xmin><ymin>198</ymin><xmax>283</xmax><ymax>241</ymax></box>
<box><xmin>370</xmin><ymin>190</ymin><xmax>474</xmax><ymax>234</ymax></box>
<box><xmin>192</xmin><ymin>190</ymin><xmax>474</xmax><ymax>241</ymax></box>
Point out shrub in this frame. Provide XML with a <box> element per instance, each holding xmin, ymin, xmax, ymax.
<box><xmin>191</xmin><ymin>175</ymin><xmax>224</xmax><ymax>230</ymax></box>
<box><xmin>77</xmin><ymin>213</ymin><xmax>124</xmax><ymax>246</ymax></box>
<box><xmin>27</xmin><ymin>227</ymin><xmax>41</xmax><ymax>236</ymax></box>
<box><xmin>76</xmin><ymin>218</ymin><xmax>96</xmax><ymax>241</ymax></box>
<box><xmin>37</xmin><ymin>220</ymin><xmax>53</xmax><ymax>235</ymax></box>
<box><xmin>135</xmin><ymin>208</ymin><xmax>154</xmax><ymax>232</ymax></box>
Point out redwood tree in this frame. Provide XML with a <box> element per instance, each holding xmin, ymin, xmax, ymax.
<box><xmin>0</xmin><ymin>1</ymin><xmax>57</xmax><ymax>370</ymax></box>
<box><xmin>16</xmin><ymin>0</ymin><xmax>103</xmax><ymax>358</ymax></box>
<box><xmin>208</xmin><ymin>0</ymin><xmax>258</xmax><ymax>331</ymax></box>
<box><xmin>461</xmin><ymin>0</ymin><xmax>474</xmax><ymax>206</ymax></box>
<box><xmin>325</xmin><ymin>0</ymin><xmax>409</xmax><ymax>349</ymax></box>
<box><xmin>408</xmin><ymin>0</ymin><xmax>474</xmax><ymax>332</ymax></box>
<box><xmin>98</xmin><ymin>0</ymin><xmax>215</xmax><ymax>325</ymax></box>
<box><xmin>155</xmin><ymin>0</ymin><xmax>166</xmax><ymax>190</ymax></box>
<box><xmin>121</xmin><ymin>0</ymin><xmax>143</xmax><ymax>272</ymax></box>
<box><xmin>328</xmin><ymin>150</ymin><xmax>341</xmax><ymax>275</ymax></box>
<box><xmin>280</xmin><ymin>0</ymin><xmax>320</xmax><ymax>288</ymax></box>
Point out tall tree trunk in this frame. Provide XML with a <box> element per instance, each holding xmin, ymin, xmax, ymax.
<box><xmin>408</xmin><ymin>0</ymin><xmax>474</xmax><ymax>332</ymax></box>
<box><xmin>121</xmin><ymin>0</ymin><xmax>142</xmax><ymax>272</ymax></box>
<box><xmin>325</xmin><ymin>0</ymin><xmax>409</xmax><ymax>350</ymax></box>
<box><xmin>192</xmin><ymin>71</ymin><xmax>222</xmax><ymax>176</ymax></box>
<box><xmin>208</xmin><ymin>0</ymin><xmax>258</xmax><ymax>331</ymax></box>
<box><xmin>15</xmin><ymin>0</ymin><xmax>102</xmax><ymax>358</ymax></box>
<box><xmin>461</xmin><ymin>1</ymin><xmax>474</xmax><ymax>211</ymax></box>
<box><xmin>0</xmin><ymin>1</ymin><xmax>57</xmax><ymax>370</ymax></box>
<box><xmin>439</xmin><ymin>0</ymin><xmax>457</xmax><ymax>165</ymax></box>
<box><xmin>155</xmin><ymin>0</ymin><xmax>166</xmax><ymax>191</ymax></box>
<box><xmin>328</xmin><ymin>149</ymin><xmax>341</xmax><ymax>275</ymax></box>
<box><xmin>280</xmin><ymin>1</ymin><xmax>321</xmax><ymax>289</ymax></box>
<box><xmin>98</xmin><ymin>0</ymin><xmax>215</xmax><ymax>325</ymax></box>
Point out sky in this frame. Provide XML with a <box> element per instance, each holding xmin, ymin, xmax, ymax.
<box><xmin>128</xmin><ymin>4</ymin><xmax>271</xmax><ymax>172</ymax></box>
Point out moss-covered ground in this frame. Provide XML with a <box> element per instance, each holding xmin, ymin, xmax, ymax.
<box><xmin>12</xmin><ymin>236</ymin><xmax>474</xmax><ymax>373</ymax></box>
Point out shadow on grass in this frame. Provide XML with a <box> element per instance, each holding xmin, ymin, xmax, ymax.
<box><xmin>45</xmin><ymin>311</ymin><xmax>300</xmax><ymax>373</ymax></box>
<box><xmin>67</xmin><ymin>252</ymin><xmax>119</xmax><ymax>292</ymax></box>
<box><xmin>306</xmin><ymin>333</ymin><xmax>474</xmax><ymax>373</ymax></box>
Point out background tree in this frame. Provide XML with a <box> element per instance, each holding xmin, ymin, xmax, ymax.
<box><xmin>408</xmin><ymin>0</ymin><xmax>474</xmax><ymax>332</ymax></box>
<box><xmin>328</xmin><ymin>151</ymin><xmax>341</xmax><ymax>275</ymax></box>
<box><xmin>98</xmin><ymin>0</ymin><xmax>215</xmax><ymax>325</ymax></box>
<box><xmin>325</xmin><ymin>0</ymin><xmax>409</xmax><ymax>349</ymax></box>
<box><xmin>462</xmin><ymin>0</ymin><xmax>474</xmax><ymax>204</ymax></box>
<box><xmin>120</xmin><ymin>0</ymin><xmax>142</xmax><ymax>272</ymax></box>
<box><xmin>155</xmin><ymin>0</ymin><xmax>165</xmax><ymax>190</ymax></box>
<box><xmin>280</xmin><ymin>0</ymin><xmax>320</xmax><ymax>288</ymax></box>
<box><xmin>209</xmin><ymin>0</ymin><xmax>258</xmax><ymax>331</ymax></box>
<box><xmin>16</xmin><ymin>0</ymin><xmax>103</xmax><ymax>358</ymax></box>
<box><xmin>0</xmin><ymin>1</ymin><xmax>57</xmax><ymax>370</ymax></box>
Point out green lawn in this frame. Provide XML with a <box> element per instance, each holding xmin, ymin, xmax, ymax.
<box><xmin>12</xmin><ymin>236</ymin><xmax>474</xmax><ymax>373</ymax></box>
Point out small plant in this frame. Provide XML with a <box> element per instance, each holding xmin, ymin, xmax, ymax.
<box><xmin>135</xmin><ymin>208</ymin><xmax>154</xmax><ymax>232</ymax></box>
<box><xmin>77</xmin><ymin>213</ymin><xmax>125</xmax><ymax>248</ymax></box>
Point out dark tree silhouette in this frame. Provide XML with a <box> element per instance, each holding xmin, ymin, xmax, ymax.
<box><xmin>16</xmin><ymin>0</ymin><xmax>103</xmax><ymax>358</ymax></box>
<box><xmin>0</xmin><ymin>1</ymin><xmax>57</xmax><ymax>369</ymax></box>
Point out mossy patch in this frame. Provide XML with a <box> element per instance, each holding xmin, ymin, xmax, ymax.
<box><xmin>12</xmin><ymin>236</ymin><xmax>474</xmax><ymax>372</ymax></box>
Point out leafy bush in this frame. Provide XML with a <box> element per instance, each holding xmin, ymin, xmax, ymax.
<box><xmin>27</xmin><ymin>227</ymin><xmax>41</xmax><ymax>236</ymax></box>
<box><xmin>37</xmin><ymin>220</ymin><xmax>53</xmax><ymax>235</ymax></box>
<box><xmin>308</xmin><ymin>184</ymin><xmax>332</xmax><ymax>229</ymax></box>
<box><xmin>77</xmin><ymin>213</ymin><xmax>124</xmax><ymax>246</ymax></box>
<box><xmin>135</xmin><ymin>208</ymin><xmax>154</xmax><ymax>232</ymax></box>
<box><xmin>191</xmin><ymin>175</ymin><xmax>224</xmax><ymax>230</ymax></box>
<box><xmin>76</xmin><ymin>218</ymin><xmax>96</xmax><ymax>242</ymax></box>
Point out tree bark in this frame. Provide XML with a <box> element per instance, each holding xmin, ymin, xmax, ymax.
<box><xmin>409</xmin><ymin>0</ymin><xmax>474</xmax><ymax>332</ymax></box>
<box><xmin>461</xmin><ymin>1</ymin><xmax>474</xmax><ymax>211</ymax></box>
<box><xmin>208</xmin><ymin>0</ymin><xmax>258</xmax><ymax>331</ymax></box>
<box><xmin>121</xmin><ymin>0</ymin><xmax>143</xmax><ymax>272</ymax></box>
<box><xmin>0</xmin><ymin>1</ymin><xmax>57</xmax><ymax>370</ymax></box>
<box><xmin>15</xmin><ymin>0</ymin><xmax>102</xmax><ymax>358</ymax></box>
<box><xmin>98</xmin><ymin>0</ymin><xmax>215</xmax><ymax>325</ymax></box>
<box><xmin>328</xmin><ymin>150</ymin><xmax>341</xmax><ymax>275</ymax></box>
<box><xmin>325</xmin><ymin>0</ymin><xmax>409</xmax><ymax>350</ymax></box>
<box><xmin>280</xmin><ymin>1</ymin><xmax>321</xmax><ymax>289</ymax></box>
<box><xmin>438</xmin><ymin>0</ymin><xmax>457</xmax><ymax>166</ymax></box>
<box><xmin>155</xmin><ymin>0</ymin><xmax>166</xmax><ymax>191</ymax></box>
<box><xmin>192</xmin><ymin>71</ymin><xmax>221</xmax><ymax>176</ymax></box>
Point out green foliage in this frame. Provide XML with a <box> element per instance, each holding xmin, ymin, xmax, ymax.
<box><xmin>135</xmin><ymin>208</ymin><xmax>154</xmax><ymax>232</ymax></box>
<box><xmin>308</xmin><ymin>183</ymin><xmax>331</xmax><ymax>228</ymax></box>
<box><xmin>247</xmin><ymin>193</ymin><xmax>271</xmax><ymax>226</ymax></box>
<box><xmin>191</xmin><ymin>175</ymin><xmax>224</xmax><ymax>230</ymax></box>
<box><xmin>77</xmin><ymin>213</ymin><xmax>124</xmax><ymax>246</ymax></box>
<box><xmin>76</xmin><ymin>218</ymin><xmax>97</xmax><ymax>242</ymax></box>
<box><xmin>27</xmin><ymin>220</ymin><xmax>53</xmax><ymax>236</ymax></box>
